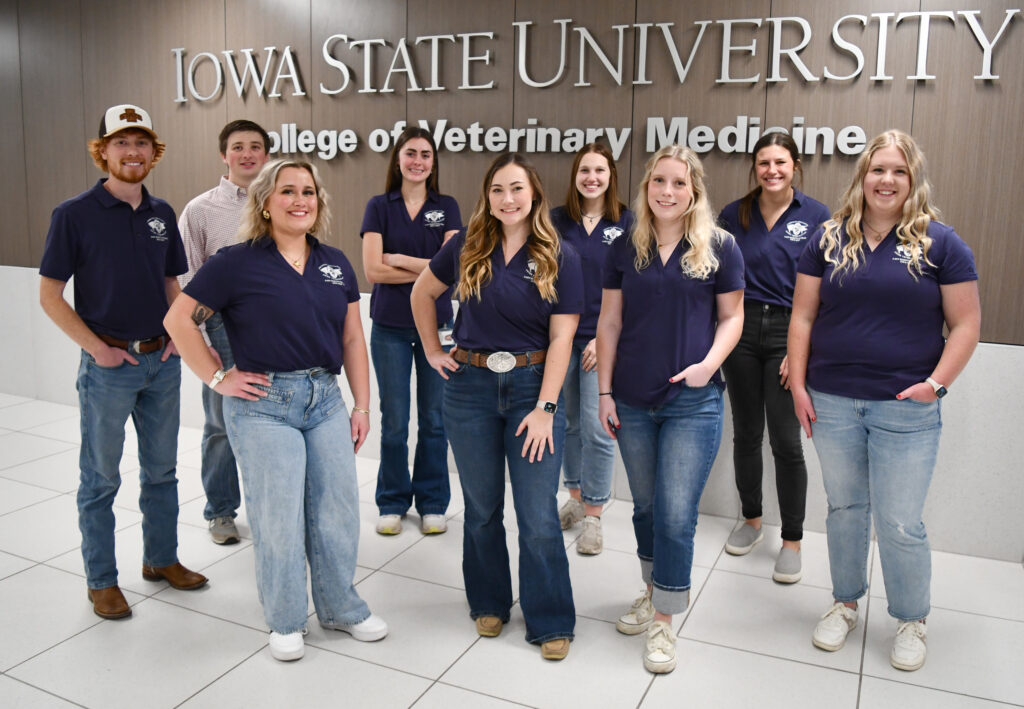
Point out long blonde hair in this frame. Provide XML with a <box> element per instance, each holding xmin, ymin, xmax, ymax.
<box><xmin>456</xmin><ymin>153</ymin><xmax>561</xmax><ymax>303</ymax></box>
<box><xmin>820</xmin><ymin>129</ymin><xmax>938</xmax><ymax>280</ymax></box>
<box><xmin>631</xmin><ymin>145</ymin><xmax>724</xmax><ymax>279</ymax></box>
<box><xmin>237</xmin><ymin>159</ymin><xmax>333</xmax><ymax>243</ymax></box>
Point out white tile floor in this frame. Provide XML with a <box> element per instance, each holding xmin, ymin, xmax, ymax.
<box><xmin>0</xmin><ymin>394</ymin><xmax>1022</xmax><ymax>708</ymax></box>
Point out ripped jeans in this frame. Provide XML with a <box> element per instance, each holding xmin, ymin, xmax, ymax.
<box><xmin>808</xmin><ymin>387</ymin><xmax>941</xmax><ymax>621</ymax></box>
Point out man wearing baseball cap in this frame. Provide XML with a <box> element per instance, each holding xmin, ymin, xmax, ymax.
<box><xmin>39</xmin><ymin>104</ymin><xmax>207</xmax><ymax>620</ymax></box>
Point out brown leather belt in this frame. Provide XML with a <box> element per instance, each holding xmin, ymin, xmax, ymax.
<box><xmin>98</xmin><ymin>333</ymin><xmax>169</xmax><ymax>354</ymax></box>
<box><xmin>453</xmin><ymin>347</ymin><xmax>547</xmax><ymax>372</ymax></box>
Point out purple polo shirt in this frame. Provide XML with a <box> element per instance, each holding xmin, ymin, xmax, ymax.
<box><xmin>797</xmin><ymin>220</ymin><xmax>978</xmax><ymax>400</ymax></box>
<box><xmin>184</xmin><ymin>235</ymin><xmax>361</xmax><ymax>375</ymax></box>
<box><xmin>603</xmin><ymin>233</ymin><xmax>746</xmax><ymax>408</ymax></box>
<box><xmin>360</xmin><ymin>191</ymin><xmax>461</xmax><ymax>328</ymax></box>
<box><xmin>718</xmin><ymin>189</ymin><xmax>830</xmax><ymax>308</ymax></box>
<box><xmin>39</xmin><ymin>179</ymin><xmax>187</xmax><ymax>340</ymax></box>
<box><xmin>551</xmin><ymin>206</ymin><xmax>634</xmax><ymax>345</ymax></box>
<box><xmin>429</xmin><ymin>232</ymin><xmax>584</xmax><ymax>352</ymax></box>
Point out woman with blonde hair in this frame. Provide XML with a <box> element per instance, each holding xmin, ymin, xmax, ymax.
<box><xmin>597</xmin><ymin>145</ymin><xmax>745</xmax><ymax>673</ymax></box>
<box><xmin>551</xmin><ymin>143</ymin><xmax>634</xmax><ymax>554</ymax></box>
<box><xmin>165</xmin><ymin>159</ymin><xmax>387</xmax><ymax>662</ymax></box>
<box><xmin>789</xmin><ymin>130</ymin><xmax>980</xmax><ymax>671</ymax></box>
<box><xmin>411</xmin><ymin>152</ymin><xmax>583</xmax><ymax>661</ymax></box>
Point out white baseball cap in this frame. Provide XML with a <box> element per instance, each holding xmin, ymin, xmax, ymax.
<box><xmin>99</xmin><ymin>104</ymin><xmax>158</xmax><ymax>140</ymax></box>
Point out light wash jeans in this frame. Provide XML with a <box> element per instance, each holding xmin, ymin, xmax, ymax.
<box><xmin>561</xmin><ymin>342</ymin><xmax>616</xmax><ymax>505</ymax></box>
<box><xmin>370</xmin><ymin>322</ymin><xmax>449</xmax><ymax>516</ymax></box>
<box><xmin>76</xmin><ymin>350</ymin><xmax>181</xmax><ymax>589</ymax></box>
<box><xmin>809</xmin><ymin>387</ymin><xmax>941</xmax><ymax>621</ymax></box>
<box><xmin>443</xmin><ymin>361</ymin><xmax>575</xmax><ymax>644</ymax></box>
<box><xmin>200</xmin><ymin>313</ymin><xmax>240</xmax><ymax>520</ymax></box>
<box><xmin>615</xmin><ymin>385</ymin><xmax>724</xmax><ymax>615</ymax></box>
<box><xmin>224</xmin><ymin>369</ymin><xmax>370</xmax><ymax>634</ymax></box>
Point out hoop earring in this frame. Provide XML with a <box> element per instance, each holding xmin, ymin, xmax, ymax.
<box><xmin>261</xmin><ymin>209</ymin><xmax>270</xmax><ymax>220</ymax></box>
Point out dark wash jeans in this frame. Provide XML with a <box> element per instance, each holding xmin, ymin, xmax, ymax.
<box><xmin>443</xmin><ymin>361</ymin><xmax>575</xmax><ymax>644</ymax></box>
<box><xmin>721</xmin><ymin>300</ymin><xmax>807</xmax><ymax>541</ymax></box>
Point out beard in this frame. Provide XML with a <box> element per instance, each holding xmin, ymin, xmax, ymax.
<box><xmin>107</xmin><ymin>160</ymin><xmax>153</xmax><ymax>184</ymax></box>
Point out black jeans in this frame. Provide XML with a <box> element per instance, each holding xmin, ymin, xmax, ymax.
<box><xmin>721</xmin><ymin>301</ymin><xmax>807</xmax><ymax>541</ymax></box>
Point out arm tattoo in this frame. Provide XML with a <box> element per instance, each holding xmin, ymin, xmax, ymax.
<box><xmin>190</xmin><ymin>303</ymin><xmax>213</xmax><ymax>326</ymax></box>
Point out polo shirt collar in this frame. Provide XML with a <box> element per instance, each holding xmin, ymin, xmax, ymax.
<box><xmin>386</xmin><ymin>189</ymin><xmax>440</xmax><ymax>204</ymax></box>
<box><xmin>91</xmin><ymin>178</ymin><xmax>153</xmax><ymax>211</ymax></box>
<box><xmin>791</xmin><ymin>189</ymin><xmax>807</xmax><ymax>207</ymax></box>
<box><xmin>252</xmin><ymin>233</ymin><xmax>321</xmax><ymax>250</ymax></box>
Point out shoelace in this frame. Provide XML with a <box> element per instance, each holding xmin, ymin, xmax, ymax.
<box><xmin>895</xmin><ymin>621</ymin><xmax>925</xmax><ymax>640</ymax></box>
<box><xmin>647</xmin><ymin>623</ymin><xmax>674</xmax><ymax>652</ymax></box>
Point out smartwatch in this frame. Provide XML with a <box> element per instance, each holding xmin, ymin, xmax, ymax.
<box><xmin>537</xmin><ymin>400</ymin><xmax>558</xmax><ymax>414</ymax></box>
<box><xmin>208</xmin><ymin>369</ymin><xmax>227</xmax><ymax>389</ymax></box>
<box><xmin>925</xmin><ymin>377</ymin><xmax>947</xmax><ymax>399</ymax></box>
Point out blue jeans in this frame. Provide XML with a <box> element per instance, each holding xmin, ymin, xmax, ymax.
<box><xmin>224</xmin><ymin>369</ymin><xmax>370</xmax><ymax>634</ymax></box>
<box><xmin>443</xmin><ymin>362</ymin><xmax>575</xmax><ymax>644</ymax></box>
<box><xmin>615</xmin><ymin>385</ymin><xmax>724</xmax><ymax>615</ymax></box>
<box><xmin>200</xmin><ymin>314</ymin><xmax>240</xmax><ymax>520</ymax></box>
<box><xmin>76</xmin><ymin>350</ymin><xmax>181</xmax><ymax>589</ymax></box>
<box><xmin>561</xmin><ymin>342</ymin><xmax>616</xmax><ymax>505</ymax></box>
<box><xmin>808</xmin><ymin>388</ymin><xmax>941</xmax><ymax>621</ymax></box>
<box><xmin>370</xmin><ymin>323</ymin><xmax>450</xmax><ymax>516</ymax></box>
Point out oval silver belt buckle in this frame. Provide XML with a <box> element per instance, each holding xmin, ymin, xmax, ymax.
<box><xmin>486</xmin><ymin>351</ymin><xmax>516</xmax><ymax>373</ymax></box>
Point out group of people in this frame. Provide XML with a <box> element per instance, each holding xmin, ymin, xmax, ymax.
<box><xmin>40</xmin><ymin>102</ymin><xmax>980</xmax><ymax>675</ymax></box>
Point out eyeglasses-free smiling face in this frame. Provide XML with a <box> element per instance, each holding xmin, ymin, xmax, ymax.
<box><xmin>647</xmin><ymin>158</ymin><xmax>692</xmax><ymax>225</ymax></box>
<box><xmin>575</xmin><ymin>151</ymin><xmax>610</xmax><ymax>201</ymax></box>
<box><xmin>398</xmin><ymin>137</ymin><xmax>434</xmax><ymax>184</ymax></box>
<box><xmin>222</xmin><ymin>130</ymin><xmax>268</xmax><ymax>186</ymax></box>
<box><xmin>862</xmin><ymin>144</ymin><xmax>911</xmax><ymax>221</ymax></box>
<box><xmin>265</xmin><ymin>167</ymin><xmax>318</xmax><ymax>238</ymax></box>
<box><xmin>100</xmin><ymin>130</ymin><xmax>155</xmax><ymax>185</ymax></box>
<box><xmin>755</xmin><ymin>144</ymin><xmax>796</xmax><ymax>196</ymax></box>
<box><xmin>489</xmin><ymin>164</ymin><xmax>534</xmax><ymax>229</ymax></box>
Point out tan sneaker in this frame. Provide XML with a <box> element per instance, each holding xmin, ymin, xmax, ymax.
<box><xmin>576</xmin><ymin>515</ymin><xmax>603</xmax><ymax>555</ymax></box>
<box><xmin>475</xmin><ymin>616</ymin><xmax>503</xmax><ymax>637</ymax></box>
<box><xmin>644</xmin><ymin>620</ymin><xmax>676</xmax><ymax>673</ymax></box>
<box><xmin>616</xmin><ymin>589</ymin><xmax>655</xmax><ymax>635</ymax></box>
<box><xmin>558</xmin><ymin>497</ymin><xmax>585</xmax><ymax>530</ymax></box>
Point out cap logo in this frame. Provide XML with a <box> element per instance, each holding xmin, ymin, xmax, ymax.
<box><xmin>120</xmin><ymin>108</ymin><xmax>144</xmax><ymax>123</ymax></box>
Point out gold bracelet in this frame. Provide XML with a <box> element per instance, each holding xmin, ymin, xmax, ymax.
<box><xmin>352</xmin><ymin>406</ymin><xmax>370</xmax><ymax>415</ymax></box>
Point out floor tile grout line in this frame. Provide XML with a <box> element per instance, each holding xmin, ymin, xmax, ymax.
<box><xmin>0</xmin><ymin>673</ymin><xmax>90</xmax><ymax>708</ymax></box>
<box><xmin>171</xmin><ymin>645</ymin><xmax>265</xmax><ymax>709</ymax></box>
<box><xmin>676</xmin><ymin>635</ymin><xmax>867</xmax><ymax>677</ymax></box>
<box><xmin>858</xmin><ymin>671</ymin><xmax>1024</xmax><ymax>708</ymax></box>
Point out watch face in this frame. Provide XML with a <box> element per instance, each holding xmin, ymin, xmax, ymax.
<box><xmin>936</xmin><ymin>386</ymin><xmax>947</xmax><ymax>398</ymax></box>
<box><xmin>543</xmin><ymin>402</ymin><xmax>557</xmax><ymax>414</ymax></box>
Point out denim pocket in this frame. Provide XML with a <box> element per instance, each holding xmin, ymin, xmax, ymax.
<box><xmin>87</xmin><ymin>353</ymin><xmax>124</xmax><ymax>370</ymax></box>
<box><xmin>449</xmin><ymin>362</ymin><xmax>470</xmax><ymax>377</ymax></box>
<box><xmin>527</xmin><ymin>363</ymin><xmax>546</xmax><ymax>378</ymax></box>
<box><xmin>903</xmin><ymin>396</ymin><xmax>937</xmax><ymax>408</ymax></box>
<box><xmin>242</xmin><ymin>385</ymin><xmax>292</xmax><ymax>420</ymax></box>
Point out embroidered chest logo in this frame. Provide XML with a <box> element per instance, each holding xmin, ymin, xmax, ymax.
<box><xmin>423</xmin><ymin>210</ymin><xmax>445</xmax><ymax>228</ymax></box>
<box><xmin>892</xmin><ymin>243</ymin><xmax>920</xmax><ymax>265</ymax></box>
<box><xmin>319</xmin><ymin>264</ymin><xmax>346</xmax><ymax>285</ymax></box>
<box><xmin>602</xmin><ymin>226</ymin><xmax>624</xmax><ymax>245</ymax></box>
<box><xmin>523</xmin><ymin>258</ymin><xmax>538</xmax><ymax>282</ymax></box>
<box><xmin>146</xmin><ymin>217</ymin><xmax>167</xmax><ymax>241</ymax></box>
<box><xmin>783</xmin><ymin>220</ymin><xmax>809</xmax><ymax>241</ymax></box>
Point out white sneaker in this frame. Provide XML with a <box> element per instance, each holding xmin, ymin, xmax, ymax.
<box><xmin>269</xmin><ymin>631</ymin><xmax>304</xmax><ymax>661</ymax></box>
<box><xmin>558</xmin><ymin>497</ymin><xmax>585</xmax><ymax>530</ymax></box>
<box><xmin>576</xmin><ymin>515</ymin><xmax>603</xmax><ymax>555</ymax></box>
<box><xmin>325</xmin><ymin>613</ymin><xmax>389</xmax><ymax>642</ymax></box>
<box><xmin>616</xmin><ymin>589</ymin><xmax>655</xmax><ymax>635</ymax></box>
<box><xmin>812</xmin><ymin>602</ymin><xmax>858</xmax><ymax>652</ymax></box>
<box><xmin>420</xmin><ymin>514</ymin><xmax>447</xmax><ymax>535</ymax></box>
<box><xmin>644</xmin><ymin>620</ymin><xmax>677</xmax><ymax>674</ymax></box>
<box><xmin>375</xmin><ymin>514</ymin><xmax>402</xmax><ymax>535</ymax></box>
<box><xmin>890</xmin><ymin>620</ymin><xmax>927</xmax><ymax>671</ymax></box>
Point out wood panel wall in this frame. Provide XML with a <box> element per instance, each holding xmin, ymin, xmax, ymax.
<box><xmin>2</xmin><ymin>0</ymin><xmax>1021</xmax><ymax>344</ymax></box>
